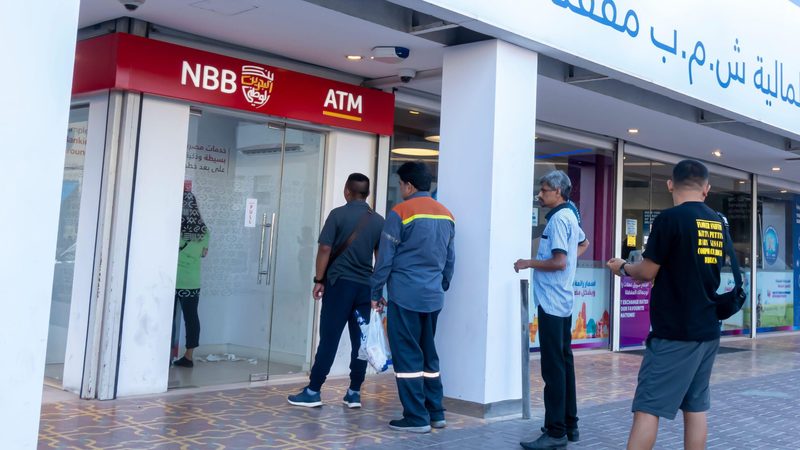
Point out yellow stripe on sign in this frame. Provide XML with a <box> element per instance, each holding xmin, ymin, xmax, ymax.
<box><xmin>322</xmin><ymin>110</ymin><xmax>363</xmax><ymax>122</ymax></box>
<box><xmin>401</xmin><ymin>214</ymin><xmax>455</xmax><ymax>225</ymax></box>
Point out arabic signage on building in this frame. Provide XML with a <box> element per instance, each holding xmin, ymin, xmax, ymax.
<box><xmin>72</xmin><ymin>33</ymin><xmax>394</xmax><ymax>135</ymax></box>
<box><xmin>408</xmin><ymin>0</ymin><xmax>800</xmax><ymax>138</ymax></box>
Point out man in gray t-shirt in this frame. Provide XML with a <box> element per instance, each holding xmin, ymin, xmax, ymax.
<box><xmin>288</xmin><ymin>173</ymin><xmax>384</xmax><ymax>409</ymax></box>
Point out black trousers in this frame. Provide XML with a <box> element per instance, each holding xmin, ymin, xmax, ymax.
<box><xmin>308</xmin><ymin>278</ymin><xmax>371</xmax><ymax>392</ymax></box>
<box><xmin>174</xmin><ymin>289</ymin><xmax>200</xmax><ymax>349</ymax></box>
<box><xmin>387</xmin><ymin>301</ymin><xmax>444</xmax><ymax>426</ymax></box>
<box><xmin>538</xmin><ymin>305</ymin><xmax>578</xmax><ymax>437</ymax></box>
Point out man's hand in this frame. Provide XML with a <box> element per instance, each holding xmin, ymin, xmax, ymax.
<box><xmin>312</xmin><ymin>283</ymin><xmax>325</xmax><ymax>300</ymax></box>
<box><xmin>513</xmin><ymin>259</ymin><xmax>531</xmax><ymax>273</ymax></box>
<box><xmin>606</xmin><ymin>258</ymin><xmax>626</xmax><ymax>276</ymax></box>
<box><xmin>372</xmin><ymin>298</ymin><xmax>387</xmax><ymax>313</ymax></box>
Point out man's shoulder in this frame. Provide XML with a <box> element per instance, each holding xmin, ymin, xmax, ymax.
<box><xmin>393</xmin><ymin>196</ymin><xmax>454</xmax><ymax>223</ymax></box>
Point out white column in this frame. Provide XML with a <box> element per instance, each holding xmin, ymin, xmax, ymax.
<box><xmin>437</xmin><ymin>40</ymin><xmax>538</xmax><ymax>417</ymax></box>
<box><xmin>0</xmin><ymin>1</ymin><xmax>81</xmax><ymax>448</ymax></box>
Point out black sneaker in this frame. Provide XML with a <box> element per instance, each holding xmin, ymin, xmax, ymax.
<box><xmin>388</xmin><ymin>418</ymin><xmax>431</xmax><ymax>434</ymax></box>
<box><xmin>520</xmin><ymin>432</ymin><xmax>568</xmax><ymax>449</ymax></box>
<box><xmin>541</xmin><ymin>426</ymin><xmax>579</xmax><ymax>442</ymax></box>
<box><xmin>287</xmin><ymin>388</ymin><xmax>322</xmax><ymax>407</ymax></box>
<box><xmin>342</xmin><ymin>391</ymin><xmax>361</xmax><ymax>408</ymax></box>
<box><xmin>172</xmin><ymin>357</ymin><xmax>193</xmax><ymax>368</ymax></box>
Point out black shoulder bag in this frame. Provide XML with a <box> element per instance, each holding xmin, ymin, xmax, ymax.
<box><xmin>713</xmin><ymin>212</ymin><xmax>747</xmax><ymax>320</ymax></box>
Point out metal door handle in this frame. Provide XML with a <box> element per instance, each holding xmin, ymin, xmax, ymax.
<box><xmin>257</xmin><ymin>212</ymin><xmax>276</xmax><ymax>284</ymax></box>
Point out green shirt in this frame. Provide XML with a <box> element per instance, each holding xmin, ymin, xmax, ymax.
<box><xmin>176</xmin><ymin>231</ymin><xmax>209</xmax><ymax>290</ymax></box>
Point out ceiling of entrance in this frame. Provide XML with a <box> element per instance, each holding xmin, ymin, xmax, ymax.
<box><xmin>78</xmin><ymin>0</ymin><xmax>800</xmax><ymax>186</ymax></box>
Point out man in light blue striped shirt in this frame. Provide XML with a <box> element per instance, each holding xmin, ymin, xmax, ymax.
<box><xmin>515</xmin><ymin>170</ymin><xmax>589</xmax><ymax>450</ymax></box>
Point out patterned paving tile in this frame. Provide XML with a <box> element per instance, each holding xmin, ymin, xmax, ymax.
<box><xmin>39</xmin><ymin>333</ymin><xmax>800</xmax><ymax>449</ymax></box>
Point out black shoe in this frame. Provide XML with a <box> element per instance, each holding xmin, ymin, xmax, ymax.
<box><xmin>388</xmin><ymin>418</ymin><xmax>431</xmax><ymax>433</ymax></box>
<box><xmin>172</xmin><ymin>357</ymin><xmax>194</xmax><ymax>368</ymax></box>
<box><xmin>541</xmin><ymin>426</ymin><xmax>579</xmax><ymax>442</ymax></box>
<box><xmin>520</xmin><ymin>433</ymin><xmax>567</xmax><ymax>449</ymax></box>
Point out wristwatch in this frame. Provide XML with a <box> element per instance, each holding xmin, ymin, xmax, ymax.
<box><xmin>619</xmin><ymin>262</ymin><xmax>628</xmax><ymax>277</ymax></box>
<box><xmin>313</xmin><ymin>276</ymin><xmax>325</xmax><ymax>284</ymax></box>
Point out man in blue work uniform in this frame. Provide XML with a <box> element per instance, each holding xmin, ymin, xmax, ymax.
<box><xmin>515</xmin><ymin>170</ymin><xmax>590</xmax><ymax>450</ymax></box>
<box><xmin>371</xmin><ymin>161</ymin><xmax>455</xmax><ymax>434</ymax></box>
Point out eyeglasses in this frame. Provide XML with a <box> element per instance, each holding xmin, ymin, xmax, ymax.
<box><xmin>539</xmin><ymin>187</ymin><xmax>557</xmax><ymax>193</ymax></box>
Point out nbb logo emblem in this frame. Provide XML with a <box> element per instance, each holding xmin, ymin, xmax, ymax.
<box><xmin>181</xmin><ymin>62</ymin><xmax>275</xmax><ymax>109</ymax></box>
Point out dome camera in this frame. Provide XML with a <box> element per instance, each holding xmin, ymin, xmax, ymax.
<box><xmin>119</xmin><ymin>0</ymin><xmax>145</xmax><ymax>11</ymax></box>
<box><xmin>399</xmin><ymin>69</ymin><xmax>417</xmax><ymax>83</ymax></box>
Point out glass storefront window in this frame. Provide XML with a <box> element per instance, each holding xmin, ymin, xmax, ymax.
<box><xmin>618</xmin><ymin>155</ymin><xmax>753</xmax><ymax>347</ymax></box>
<box><xmin>387</xmin><ymin>108</ymin><xmax>439</xmax><ymax>210</ymax></box>
<box><xmin>46</xmin><ymin>106</ymin><xmax>90</xmax><ymax>382</ymax></box>
<box><xmin>755</xmin><ymin>183</ymin><xmax>799</xmax><ymax>331</ymax></box>
<box><xmin>529</xmin><ymin>137</ymin><xmax>616</xmax><ymax>350</ymax></box>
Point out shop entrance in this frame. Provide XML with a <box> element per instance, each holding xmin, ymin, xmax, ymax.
<box><xmin>169</xmin><ymin>109</ymin><xmax>325</xmax><ymax>389</ymax></box>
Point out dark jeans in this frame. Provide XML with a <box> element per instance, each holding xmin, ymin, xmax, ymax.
<box><xmin>308</xmin><ymin>278</ymin><xmax>371</xmax><ymax>392</ymax></box>
<box><xmin>538</xmin><ymin>305</ymin><xmax>578</xmax><ymax>438</ymax></box>
<box><xmin>175</xmin><ymin>289</ymin><xmax>200</xmax><ymax>349</ymax></box>
<box><xmin>387</xmin><ymin>301</ymin><xmax>444</xmax><ymax>426</ymax></box>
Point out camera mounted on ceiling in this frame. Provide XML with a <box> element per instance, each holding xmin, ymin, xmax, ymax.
<box><xmin>119</xmin><ymin>0</ymin><xmax>146</xmax><ymax>11</ymax></box>
<box><xmin>371</xmin><ymin>46</ymin><xmax>410</xmax><ymax>64</ymax></box>
<box><xmin>398</xmin><ymin>69</ymin><xmax>417</xmax><ymax>83</ymax></box>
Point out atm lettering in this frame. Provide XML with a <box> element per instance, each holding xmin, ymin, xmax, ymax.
<box><xmin>324</xmin><ymin>89</ymin><xmax>363</xmax><ymax>114</ymax></box>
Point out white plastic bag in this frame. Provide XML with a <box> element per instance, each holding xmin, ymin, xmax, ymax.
<box><xmin>365</xmin><ymin>309</ymin><xmax>391</xmax><ymax>372</ymax></box>
<box><xmin>354</xmin><ymin>310</ymin><xmax>369</xmax><ymax>361</ymax></box>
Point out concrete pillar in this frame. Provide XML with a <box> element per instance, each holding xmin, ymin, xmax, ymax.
<box><xmin>0</xmin><ymin>1</ymin><xmax>81</xmax><ymax>448</ymax></box>
<box><xmin>437</xmin><ymin>40</ymin><xmax>538</xmax><ymax>417</ymax></box>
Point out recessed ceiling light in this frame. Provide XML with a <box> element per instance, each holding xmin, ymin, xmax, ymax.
<box><xmin>424</xmin><ymin>135</ymin><xmax>440</xmax><ymax>143</ymax></box>
<box><xmin>346</xmin><ymin>55</ymin><xmax>363</xmax><ymax>61</ymax></box>
<box><xmin>780</xmin><ymin>189</ymin><xmax>788</xmax><ymax>193</ymax></box>
<box><xmin>738</xmin><ymin>180</ymin><xmax>746</xmax><ymax>184</ymax></box>
<box><xmin>409</xmin><ymin>110</ymin><xmax>420</xmax><ymax>115</ymax></box>
<box><xmin>391</xmin><ymin>148</ymin><xmax>439</xmax><ymax>156</ymax></box>
<box><xmin>772</xmin><ymin>167</ymin><xmax>781</xmax><ymax>171</ymax></box>
<box><xmin>627</xmin><ymin>128</ymin><xmax>639</xmax><ymax>134</ymax></box>
<box><xmin>712</xmin><ymin>149</ymin><xmax>722</xmax><ymax>157</ymax></box>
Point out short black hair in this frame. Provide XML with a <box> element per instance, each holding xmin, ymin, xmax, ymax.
<box><xmin>672</xmin><ymin>159</ymin><xmax>709</xmax><ymax>189</ymax></box>
<box><xmin>346</xmin><ymin>173</ymin><xmax>370</xmax><ymax>198</ymax></box>
<box><xmin>397</xmin><ymin>161</ymin><xmax>432</xmax><ymax>192</ymax></box>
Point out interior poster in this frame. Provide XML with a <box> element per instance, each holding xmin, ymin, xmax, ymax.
<box><xmin>529</xmin><ymin>267</ymin><xmax>610</xmax><ymax>349</ymax></box>
<box><xmin>619</xmin><ymin>276</ymin><xmax>652</xmax><ymax>347</ymax></box>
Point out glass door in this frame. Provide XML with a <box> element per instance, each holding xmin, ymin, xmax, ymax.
<box><xmin>169</xmin><ymin>110</ymin><xmax>324</xmax><ymax>389</ymax></box>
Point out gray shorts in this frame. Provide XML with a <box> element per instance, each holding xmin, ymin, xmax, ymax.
<box><xmin>631</xmin><ymin>337</ymin><xmax>720</xmax><ymax>420</ymax></box>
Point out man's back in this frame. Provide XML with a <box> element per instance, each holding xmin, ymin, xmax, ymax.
<box><xmin>372</xmin><ymin>193</ymin><xmax>455</xmax><ymax>313</ymax></box>
<box><xmin>644</xmin><ymin>201</ymin><xmax>723</xmax><ymax>341</ymax></box>
<box><xmin>319</xmin><ymin>200</ymin><xmax>384</xmax><ymax>286</ymax></box>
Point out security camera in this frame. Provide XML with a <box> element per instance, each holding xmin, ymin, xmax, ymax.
<box><xmin>371</xmin><ymin>46</ymin><xmax>410</xmax><ymax>64</ymax></box>
<box><xmin>399</xmin><ymin>69</ymin><xmax>417</xmax><ymax>83</ymax></box>
<box><xmin>119</xmin><ymin>0</ymin><xmax>145</xmax><ymax>11</ymax></box>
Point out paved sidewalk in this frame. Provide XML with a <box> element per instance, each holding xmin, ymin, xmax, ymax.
<box><xmin>39</xmin><ymin>333</ymin><xmax>800</xmax><ymax>449</ymax></box>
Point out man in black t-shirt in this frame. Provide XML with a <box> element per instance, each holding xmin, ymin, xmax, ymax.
<box><xmin>608</xmin><ymin>160</ymin><xmax>723</xmax><ymax>450</ymax></box>
<box><xmin>288</xmin><ymin>173</ymin><xmax>385</xmax><ymax>409</ymax></box>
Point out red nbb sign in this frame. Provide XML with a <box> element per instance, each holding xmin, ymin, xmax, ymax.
<box><xmin>73</xmin><ymin>34</ymin><xmax>394</xmax><ymax>135</ymax></box>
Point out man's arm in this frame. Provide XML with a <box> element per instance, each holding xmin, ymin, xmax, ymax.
<box><xmin>607</xmin><ymin>257</ymin><xmax>660</xmax><ymax>282</ymax></box>
<box><xmin>515</xmin><ymin>252</ymin><xmax>568</xmax><ymax>272</ymax></box>
<box><xmin>370</xmin><ymin>211</ymin><xmax>401</xmax><ymax>307</ymax></box>
<box><xmin>312</xmin><ymin>244</ymin><xmax>332</xmax><ymax>300</ymax></box>
<box><xmin>577</xmin><ymin>239</ymin><xmax>590</xmax><ymax>257</ymax></box>
<box><xmin>442</xmin><ymin>227</ymin><xmax>455</xmax><ymax>291</ymax></box>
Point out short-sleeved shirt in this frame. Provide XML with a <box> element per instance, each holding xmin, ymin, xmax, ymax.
<box><xmin>176</xmin><ymin>231</ymin><xmax>210</xmax><ymax>290</ymax></box>
<box><xmin>318</xmin><ymin>199</ymin><xmax>385</xmax><ymax>286</ymax></box>
<box><xmin>643</xmin><ymin>201</ymin><xmax>723</xmax><ymax>341</ymax></box>
<box><xmin>533</xmin><ymin>203</ymin><xmax>586</xmax><ymax>317</ymax></box>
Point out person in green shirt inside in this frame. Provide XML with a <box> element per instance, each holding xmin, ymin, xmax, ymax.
<box><xmin>173</xmin><ymin>191</ymin><xmax>210</xmax><ymax>368</ymax></box>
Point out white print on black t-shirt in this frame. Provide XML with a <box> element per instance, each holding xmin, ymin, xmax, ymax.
<box><xmin>695</xmin><ymin>219</ymin><xmax>724</xmax><ymax>264</ymax></box>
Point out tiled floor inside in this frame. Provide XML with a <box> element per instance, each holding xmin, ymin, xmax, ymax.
<box><xmin>38</xmin><ymin>332</ymin><xmax>800</xmax><ymax>449</ymax></box>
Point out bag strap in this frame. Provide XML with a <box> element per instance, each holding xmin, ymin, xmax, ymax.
<box><xmin>716</xmin><ymin>212</ymin><xmax>743</xmax><ymax>289</ymax></box>
<box><xmin>327</xmin><ymin>208</ymin><xmax>374</xmax><ymax>273</ymax></box>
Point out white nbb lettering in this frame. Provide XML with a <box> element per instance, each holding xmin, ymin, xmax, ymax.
<box><xmin>181</xmin><ymin>61</ymin><xmax>237</xmax><ymax>94</ymax></box>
